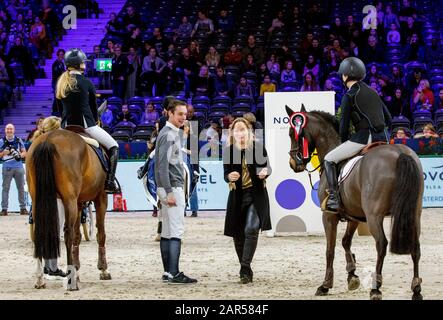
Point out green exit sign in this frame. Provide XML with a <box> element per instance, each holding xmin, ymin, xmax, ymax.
<box><xmin>95</xmin><ymin>58</ymin><xmax>112</xmax><ymax>72</ymax></box>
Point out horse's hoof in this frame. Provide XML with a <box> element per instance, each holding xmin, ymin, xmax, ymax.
<box><xmin>34</xmin><ymin>283</ymin><xmax>46</xmax><ymax>289</ymax></box>
<box><xmin>67</xmin><ymin>286</ymin><xmax>79</xmax><ymax>291</ymax></box>
<box><xmin>370</xmin><ymin>289</ymin><xmax>382</xmax><ymax>300</ymax></box>
<box><xmin>100</xmin><ymin>272</ymin><xmax>112</xmax><ymax>280</ymax></box>
<box><xmin>348</xmin><ymin>275</ymin><xmax>360</xmax><ymax>291</ymax></box>
<box><xmin>315</xmin><ymin>285</ymin><xmax>329</xmax><ymax>296</ymax></box>
<box><xmin>412</xmin><ymin>292</ymin><xmax>423</xmax><ymax>300</ymax></box>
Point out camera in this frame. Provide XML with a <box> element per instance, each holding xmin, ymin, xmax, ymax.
<box><xmin>5</xmin><ymin>146</ymin><xmax>21</xmax><ymax>161</ymax></box>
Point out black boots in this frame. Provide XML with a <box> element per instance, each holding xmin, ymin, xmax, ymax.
<box><xmin>105</xmin><ymin>146</ymin><xmax>121</xmax><ymax>194</ymax></box>
<box><xmin>324</xmin><ymin>161</ymin><xmax>340</xmax><ymax>212</ymax></box>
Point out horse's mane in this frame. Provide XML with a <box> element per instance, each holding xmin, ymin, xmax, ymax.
<box><xmin>309</xmin><ymin>110</ymin><xmax>339</xmax><ymax>134</ymax></box>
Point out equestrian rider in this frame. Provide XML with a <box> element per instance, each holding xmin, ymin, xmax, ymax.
<box><xmin>323</xmin><ymin>57</ymin><xmax>392</xmax><ymax>212</ymax></box>
<box><xmin>55</xmin><ymin>48</ymin><xmax>121</xmax><ymax>193</ymax></box>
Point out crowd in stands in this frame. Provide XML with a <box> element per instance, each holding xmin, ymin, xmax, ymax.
<box><xmin>90</xmin><ymin>0</ymin><xmax>442</xmax><ymax>145</ymax></box>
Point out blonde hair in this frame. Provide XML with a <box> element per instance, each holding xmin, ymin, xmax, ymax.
<box><xmin>243</xmin><ymin>112</ymin><xmax>256</xmax><ymax>124</ymax></box>
<box><xmin>31</xmin><ymin>116</ymin><xmax>61</xmax><ymax>141</ymax></box>
<box><xmin>226</xmin><ymin>118</ymin><xmax>254</xmax><ymax>148</ymax></box>
<box><xmin>56</xmin><ymin>70</ymin><xmax>78</xmax><ymax>99</ymax></box>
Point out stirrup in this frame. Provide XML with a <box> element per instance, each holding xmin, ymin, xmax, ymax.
<box><xmin>105</xmin><ymin>179</ymin><xmax>121</xmax><ymax>194</ymax></box>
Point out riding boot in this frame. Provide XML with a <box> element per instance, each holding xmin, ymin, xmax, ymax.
<box><xmin>240</xmin><ymin>234</ymin><xmax>257</xmax><ymax>283</ymax></box>
<box><xmin>105</xmin><ymin>146</ymin><xmax>121</xmax><ymax>194</ymax></box>
<box><xmin>233</xmin><ymin>237</ymin><xmax>244</xmax><ymax>264</ymax></box>
<box><xmin>324</xmin><ymin>161</ymin><xmax>340</xmax><ymax>212</ymax></box>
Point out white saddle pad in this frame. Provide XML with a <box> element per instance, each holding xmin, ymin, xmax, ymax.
<box><xmin>338</xmin><ymin>156</ymin><xmax>363</xmax><ymax>185</ymax></box>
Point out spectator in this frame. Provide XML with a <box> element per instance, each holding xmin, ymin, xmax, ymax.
<box><xmin>268</xmin><ymin>11</ymin><xmax>285</xmax><ymax>35</ymax></box>
<box><xmin>224</xmin><ymin>44</ymin><xmax>242</xmax><ymax>66</ymax></box>
<box><xmin>105</xmin><ymin>12</ymin><xmax>122</xmax><ymax>37</ymax></box>
<box><xmin>241</xmin><ymin>35</ymin><xmax>266</xmax><ymax>66</ymax></box>
<box><xmin>161</xmin><ymin>59</ymin><xmax>178</xmax><ymax>95</ymax></box>
<box><xmin>390</xmin><ymin>64</ymin><xmax>405</xmax><ymax>88</ymax></box>
<box><xmin>216</xmin><ymin>9</ymin><xmax>235</xmax><ymax>34</ymax></box>
<box><xmin>123</xmin><ymin>5</ymin><xmax>141</xmax><ymax>28</ymax></box>
<box><xmin>434</xmin><ymin>88</ymin><xmax>443</xmax><ymax>112</ymax></box>
<box><xmin>194</xmin><ymin>64</ymin><xmax>214</xmax><ymax>97</ymax></box>
<box><xmin>148</xmin><ymin>27</ymin><xmax>171</xmax><ymax>58</ymax></box>
<box><xmin>399</xmin><ymin>0</ymin><xmax>418</xmax><ymax>25</ymax></box>
<box><xmin>105</xmin><ymin>39</ymin><xmax>115</xmax><ymax>56</ymax></box>
<box><xmin>307</xmin><ymin>38</ymin><xmax>323</xmax><ymax>63</ymax></box>
<box><xmin>286</xmin><ymin>6</ymin><xmax>304</xmax><ymax>32</ymax></box>
<box><xmin>241</xmin><ymin>54</ymin><xmax>257</xmax><ymax>74</ymax></box>
<box><xmin>29</xmin><ymin>16</ymin><xmax>46</xmax><ymax>53</ymax></box>
<box><xmin>266</xmin><ymin>54</ymin><xmax>280</xmax><ymax>79</ymax></box>
<box><xmin>383</xmin><ymin>4</ymin><xmax>400</xmax><ymax>29</ymax></box>
<box><xmin>116</xmin><ymin>104</ymin><xmax>138</xmax><ymax>125</ymax></box>
<box><xmin>300</xmin><ymin>32</ymin><xmax>314</xmax><ymax>59</ymax></box>
<box><xmin>414</xmin><ymin>123</ymin><xmax>439</xmax><ymax>139</ymax></box>
<box><xmin>8</xmin><ymin>36</ymin><xmax>33</xmax><ymax>84</ymax></box>
<box><xmin>51</xmin><ymin>48</ymin><xmax>65</xmax><ymax>116</ymax></box>
<box><xmin>235</xmin><ymin>76</ymin><xmax>253</xmax><ymax>97</ymax></box>
<box><xmin>188</xmin><ymin>40</ymin><xmax>202</xmax><ymax>64</ymax></box>
<box><xmin>0</xmin><ymin>57</ymin><xmax>10</xmax><ymax>114</ymax></box>
<box><xmin>325</xmin><ymin>48</ymin><xmax>340</xmax><ymax>73</ymax></box>
<box><xmin>361</xmin><ymin>35</ymin><xmax>384</xmax><ymax>63</ymax></box>
<box><xmin>387</xmin><ymin>23</ymin><xmax>401</xmax><ymax>45</ymax></box>
<box><xmin>191</xmin><ymin>10</ymin><xmax>214</xmax><ymax>38</ymax></box>
<box><xmin>389</xmin><ymin>87</ymin><xmax>410</xmax><ymax>118</ymax></box>
<box><xmin>345</xmin><ymin>15</ymin><xmax>362</xmax><ymax>40</ymax></box>
<box><xmin>164</xmin><ymin>43</ymin><xmax>178</xmax><ymax>62</ymax></box>
<box><xmin>390</xmin><ymin>127</ymin><xmax>410</xmax><ymax>144</ymax></box>
<box><xmin>404</xmin><ymin>33</ymin><xmax>425</xmax><ymax>62</ymax></box>
<box><xmin>243</xmin><ymin>112</ymin><xmax>263</xmax><ymax>133</ymax></box>
<box><xmin>257</xmin><ymin>63</ymin><xmax>269</xmax><ymax>84</ymax></box>
<box><xmin>259</xmin><ymin>74</ymin><xmax>276</xmax><ymax>96</ymax></box>
<box><xmin>281</xmin><ymin>60</ymin><xmax>297</xmax><ymax>84</ymax></box>
<box><xmin>0</xmin><ymin>123</ymin><xmax>27</xmax><ymax>216</ymax></box>
<box><xmin>141</xmin><ymin>47</ymin><xmax>166</xmax><ymax>97</ymax></box>
<box><xmin>412</xmin><ymin>79</ymin><xmax>434</xmax><ymax>112</ymax></box>
<box><xmin>426</xmin><ymin>38</ymin><xmax>443</xmax><ymax>65</ymax></box>
<box><xmin>177</xmin><ymin>16</ymin><xmax>192</xmax><ymax>39</ymax></box>
<box><xmin>111</xmin><ymin>44</ymin><xmax>130</xmax><ymax>100</ymax></box>
<box><xmin>405</xmin><ymin>67</ymin><xmax>424</xmax><ymax>95</ymax></box>
<box><xmin>402</xmin><ymin>16</ymin><xmax>420</xmax><ymax>45</ymax></box>
<box><xmin>330</xmin><ymin>17</ymin><xmax>347</xmax><ymax>43</ymax></box>
<box><xmin>176</xmin><ymin>48</ymin><xmax>198</xmax><ymax>98</ymax></box>
<box><xmin>378</xmin><ymin>75</ymin><xmax>394</xmax><ymax>103</ymax></box>
<box><xmin>141</xmin><ymin>100</ymin><xmax>160</xmax><ymax>123</ymax></box>
<box><xmin>214</xmin><ymin>66</ymin><xmax>230</xmax><ymax>97</ymax></box>
<box><xmin>349</xmin><ymin>40</ymin><xmax>360</xmax><ymax>58</ymax></box>
<box><xmin>26</xmin><ymin>117</ymin><xmax>45</xmax><ymax>142</ymax></box>
<box><xmin>124</xmin><ymin>27</ymin><xmax>142</xmax><ymax>52</ymax></box>
<box><xmin>205</xmin><ymin>46</ymin><xmax>220</xmax><ymax>68</ymax></box>
<box><xmin>125</xmin><ymin>46</ymin><xmax>140</xmax><ymax>100</ymax></box>
<box><xmin>303</xmin><ymin>54</ymin><xmax>320</xmax><ymax>78</ymax></box>
<box><xmin>300</xmin><ymin>72</ymin><xmax>320</xmax><ymax>92</ymax></box>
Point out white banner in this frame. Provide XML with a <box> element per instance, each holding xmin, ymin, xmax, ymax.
<box><xmin>264</xmin><ymin>91</ymin><xmax>336</xmax><ymax>234</ymax></box>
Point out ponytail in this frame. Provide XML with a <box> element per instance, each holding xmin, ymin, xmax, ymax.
<box><xmin>55</xmin><ymin>70</ymin><xmax>78</xmax><ymax>99</ymax></box>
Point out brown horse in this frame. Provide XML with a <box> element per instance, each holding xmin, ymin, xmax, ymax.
<box><xmin>286</xmin><ymin>104</ymin><xmax>423</xmax><ymax>300</ymax></box>
<box><xmin>26</xmin><ymin>129</ymin><xmax>111</xmax><ymax>290</ymax></box>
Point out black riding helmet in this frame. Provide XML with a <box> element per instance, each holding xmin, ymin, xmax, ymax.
<box><xmin>338</xmin><ymin>57</ymin><xmax>366</xmax><ymax>83</ymax></box>
<box><xmin>65</xmin><ymin>48</ymin><xmax>89</xmax><ymax>69</ymax></box>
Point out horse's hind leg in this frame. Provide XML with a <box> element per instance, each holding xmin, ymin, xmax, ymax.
<box><xmin>72</xmin><ymin>204</ymin><xmax>82</xmax><ymax>282</ymax></box>
<box><xmin>63</xmin><ymin>199</ymin><xmax>79</xmax><ymax>290</ymax></box>
<box><xmin>316</xmin><ymin>213</ymin><xmax>339</xmax><ymax>296</ymax></box>
<box><xmin>95</xmin><ymin>192</ymin><xmax>111</xmax><ymax>280</ymax></box>
<box><xmin>411</xmin><ymin>216</ymin><xmax>422</xmax><ymax>300</ymax></box>
<box><xmin>342</xmin><ymin>220</ymin><xmax>360</xmax><ymax>291</ymax></box>
<box><xmin>366</xmin><ymin>215</ymin><xmax>387</xmax><ymax>300</ymax></box>
<box><xmin>34</xmin><ymin>257</ymin><xmax>46</xmax><ymax>289</ymax></box>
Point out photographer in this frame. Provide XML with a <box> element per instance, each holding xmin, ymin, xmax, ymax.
<box><xmin>0</xmin><ymin>124</ymin><xmax>27</xmax><ymax>216</ymax></box>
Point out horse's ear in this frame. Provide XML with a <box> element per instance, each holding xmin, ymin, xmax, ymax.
<box><xmin>285</xmin><ymin>105</ymin><xmax>295</xmax><ymax>117</ymax></box>
<box><xmin>300</xmin><ymin>103</ymin><xmax>307</xmax><ymax>112</ymax></box>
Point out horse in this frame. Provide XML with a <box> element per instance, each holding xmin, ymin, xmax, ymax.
<box><xmin>26</xmin><ymin>128</ymin><xmax>111</xmax><ymax>290</ymax></box>
<box><xmin>285</xmin><ymin>104</ymin><xmax>424</xmax><ymax>300</ymax></box>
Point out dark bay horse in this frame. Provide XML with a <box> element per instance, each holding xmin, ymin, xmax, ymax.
<box><xmin>286</xmin><ymin>104</ymin><xmax>423</xmax><ymax>300</ymax></box>
<box><xmin>26</xmin><ymin>129</ymin><xmax>111</xmax><ymax>290</ymax></box>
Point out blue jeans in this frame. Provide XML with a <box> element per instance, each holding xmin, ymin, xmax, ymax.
<box><xmin>2</xmin><ymin>167</ymin><xmax>26</xmax><ymax>210</ymax></box>
<box><xmin>187</xmin><ymin>188</ymin><xmax>199</xmax><ymax>212</ymax></box>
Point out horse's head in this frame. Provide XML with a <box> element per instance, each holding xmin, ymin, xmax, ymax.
<box><xmin>286</xmin><ymin>104</ymin><xmax>314</xmax><ymax>173</ymax></box>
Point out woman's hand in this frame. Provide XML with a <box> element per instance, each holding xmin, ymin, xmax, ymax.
<box><xmin>228</xmin><ymin>171</ymin><xmax>240</xmax><ymax>182</ymax></box>
<box><xmin>258</xmin><ymin>168</ymin><xmax>268</xmax><ymax>179</ymax></box>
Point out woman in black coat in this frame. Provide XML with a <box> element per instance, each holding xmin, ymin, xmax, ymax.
<box><xmin>222</xmin><ymin>118</ymin><xmax>272</xmax><ymax>284</ymax></box>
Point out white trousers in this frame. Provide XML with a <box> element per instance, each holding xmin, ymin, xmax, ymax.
<box><xmin>324</xmin><ymin>134</ymin><xmax>372</xmax><ymax>164</ymax></box>
<box><xmin>85</xmin><ymin>125</ymin><xmax>118</xmax><ymax>149</ymax></box>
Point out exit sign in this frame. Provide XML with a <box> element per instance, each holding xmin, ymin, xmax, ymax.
<box><xmin>95</xmin><ymin>58</ymin><xmax>112</xmax><ymax>72</ymax></box>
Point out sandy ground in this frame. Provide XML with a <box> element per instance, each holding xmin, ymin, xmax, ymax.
<box><xmin>0</xmin><ymin>208</ymin><xmax>442</xmax><ymax>300</ymax></box>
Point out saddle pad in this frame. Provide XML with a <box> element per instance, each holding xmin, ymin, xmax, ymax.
<box><xmin>80</xmin><ymin>135</ymin><xmax>99</xmax><ymax>148</ymax></box>
<box><xmin>338</xmin><ymin>156</ymin><xmax>363</xmax><ymax>185</ymax></box>
<box><xmin>88</xmin><ymin>144</ymin><xmax>108</xmax><ymax>172</ymax></box>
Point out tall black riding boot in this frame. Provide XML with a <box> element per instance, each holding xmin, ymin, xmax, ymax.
<box><xmin>324</xmin><ymin>161</ymin><xmax>339</xmax><ymax>212</ymax></box>
<box><xmin>240</xmin><ymin>234</ymin><xmax>258</xmax><ymax>284</ymax></box>
<box><xmin>233</xmin><ymin>237</ymin><xmax>244</xmax><ymax>264</ymax></box>
<box><xmin>105</xmin><ymin>146</ymin><xmax>121</xmax><ymax>194</ymax></box>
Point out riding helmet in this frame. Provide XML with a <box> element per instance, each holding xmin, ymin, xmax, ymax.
<box><xmin>338</xmin><ymin>57</ymin><xmax>366</xmax><ymax>82</ymax></box>
<box><xmin>65</xmin><ymin>48</ymin><xmax>89</xmax><ymax>69</ymax></box>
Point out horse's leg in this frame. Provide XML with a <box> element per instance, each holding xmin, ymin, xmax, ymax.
<box><xmin>72</xmin><ymin>204</ymin><xmax>82</xmax><ymax>283</ymax></box>
<box><xmin>315</xmin><ymin>213</ymin><xmax>339</xmax><ymax>296</ymax></box>
<box><xmin>95</xmin><ymin>192</ymin><xmax>111</xmax><ymax>280</ymax></box>
<box><xmin>342</xmin><ymin>220</ymin><xmax>360</xmax><ymax>290</ymax></box>
<box><xmin>411</xmin><ymin>214</ymin><xmax>422</xmax><ymax>300</ymax></box>
<box><xmin>34</xmin><ymin>257</ymin><xmax>45</xmax><ymax>289</ymax></box>
<box><xmin>63</xmin><ymin>199</ymin><xmax>79</xmax><ymax>291</ymax></box>
<box><xmin>366</xmin><ymin>215</ymin><xmax>387</xmax><ymax>300</ymax></box>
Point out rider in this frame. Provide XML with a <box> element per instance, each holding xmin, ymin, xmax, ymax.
<box><xmin>56</xmin><ymin>48</ymin><xmax>121</xmax><ymax>193</ymax></box>
<box><xmin>323</xmin><ymin>57</ymin><xmax>392</xmax><ymax>213</ymax></box>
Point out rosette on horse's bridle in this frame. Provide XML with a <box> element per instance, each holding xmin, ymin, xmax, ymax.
<box><xmin>289</xmin><ymin>111</ymin><xmax>309</xmax><ymax>160</ymax></box>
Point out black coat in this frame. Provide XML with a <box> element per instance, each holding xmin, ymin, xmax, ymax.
<box><xmin>223</xmin><ymin>142</ymin><xmax>272</xmax><ymax>238</ymax></box>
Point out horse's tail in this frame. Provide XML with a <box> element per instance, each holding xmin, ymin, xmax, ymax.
<box><xmin>390</xmin><ymin>153</ymin><xmax>421</xmax><ymax>255</ymax></box>
<box><xmin>32</xmin><ymin>140</ymin><xmax>59</xmax><ymax>260</ymax></box>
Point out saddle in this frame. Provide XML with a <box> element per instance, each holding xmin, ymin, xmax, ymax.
<box><xmin>65</xmin><ymin>125</ymin><xmax>108</xmax><ymax>172</ymax></box>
